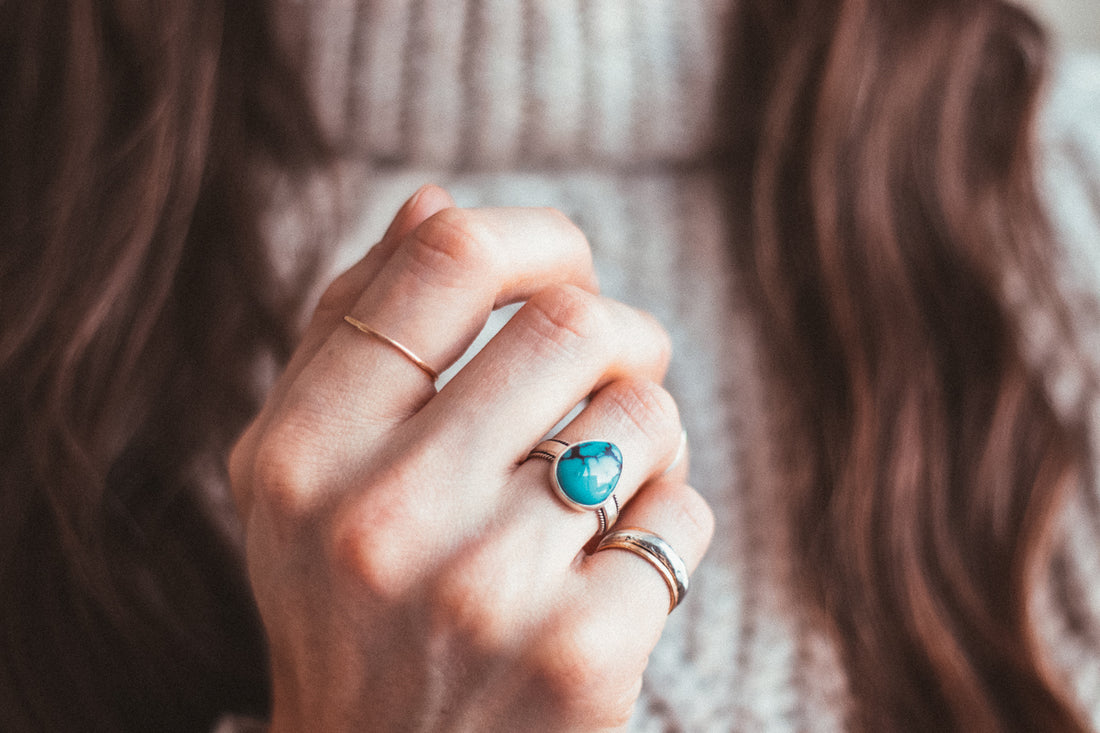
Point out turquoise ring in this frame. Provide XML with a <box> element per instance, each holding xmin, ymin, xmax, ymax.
<box><xmin>527</xmin><ymin>438</ymin><xmax>623</xmax><ymax>530</ymax></box>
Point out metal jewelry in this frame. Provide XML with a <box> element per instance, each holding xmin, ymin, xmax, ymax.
<box><xmin>595</xmin><ymin>527</ymin><xmax>689</xmax><ymax>613</ymax></box>
<box><xmin>526</xmin><ymin>438</ymin><xmax>623</xmax><ymax>534</ymax></box>
<box><xmin>343</xmin><ymin>315</ymin><xmax>439</xmax><ymax>381</ymax></box>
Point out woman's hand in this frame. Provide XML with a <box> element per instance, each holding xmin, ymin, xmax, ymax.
<box><xmin>229</xmin><ymin>185</ymin><xmax>714</xmax><ymax>732</ymax></box>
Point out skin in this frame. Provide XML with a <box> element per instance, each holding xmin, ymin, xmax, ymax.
<box><xmin>229</xmin><ymin>185</ymin><xmax>715</xmax><ymax>732</ymax></box>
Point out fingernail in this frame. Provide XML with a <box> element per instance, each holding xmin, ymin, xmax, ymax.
<box><xmin>663</xmin><ymin>430</ymin><xmax>688</xmax><ymax>476</ymax></box>
<box><xmin>383</xmin><ymin>185</ymin><xmax>430</xmax><ymax>240</ymax></box>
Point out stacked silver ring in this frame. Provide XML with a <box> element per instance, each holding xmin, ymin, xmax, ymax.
<box><xmin>526</xmin><ymin>438</ymin><xmax>690</xmax><ymax>614</ymax></box>
<box><xmin>595</xmin><ymin>527</ymin><xmax>689</xmax><ymax>613</ymax></box>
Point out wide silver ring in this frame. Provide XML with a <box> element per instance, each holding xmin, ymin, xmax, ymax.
<box><xmin>526</xmin><ymin>438</ymin><xmax>621</xmax><ymax>535</ymax></box>
<box><xmin>595</xmin><ymin>527</ymin><xmax>689</xmax><ymax>613</ymax></box>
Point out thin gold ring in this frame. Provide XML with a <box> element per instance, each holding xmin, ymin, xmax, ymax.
<box><xmin>343</xmin><ymin>315</ymin><xmax>439</xmax><ymax>381</ymax></box>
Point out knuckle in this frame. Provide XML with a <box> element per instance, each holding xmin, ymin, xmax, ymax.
<box><xmin>651</xmin><ymin>317</ymin><xmax>673</xmax><ymax>369</ymax></box>
<box><xmin>632</xmin><ymin>311</ymin><xmax>673</xmax><ymax>373</ymax></box>
<box><xmin>522</xmin><ymin>285</ymin><xmax>604</xmax><ymax>357</ymax></box>
<box><xmin>247</xmin><ymin>420</ymin><xmax>329</xmax><ymax>521</ymax></box>
<box><xmin>406</xmin><ymin>207</ymin><xmax>493</xmax><ymax>286</ymax></box>
<box><xmin>429</xmin><ymin>523</ymin><xmax>550</xmax><ymax>651</ymax></box>
<box><xmin>330</xmin><ymin>489</ymin><xmax>420</xmax><ymax>600</ymax></box>
<box><xmin>327</xmin><ymin>440</ymin><xmax>447</xmax><ymax>599</ymax></box>
<box><xmin>603</xmin><ymin>378</ymin><xmax>680</xmax><ymax>443</ymax></box>
<box><xmin>540</xmin><ymin>207</ymin><xmax>597</xmax><ymax>287</ymax></box>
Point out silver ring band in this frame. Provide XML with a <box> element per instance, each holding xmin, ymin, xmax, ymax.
<box><xmin>595</xmin><ymin>527</ymin><xmax>689</xmax><ymax>613</ymax></box>
<box><xmin>595</xmin><ymin>495</ymin><xmax>620</xmax><ymax>536</ymax></box>
<box><xmin>527</xmin><ymin>438</ymin><xmax>569</xmax><ymax>462</ymax></box>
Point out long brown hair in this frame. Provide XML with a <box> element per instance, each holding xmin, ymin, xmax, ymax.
<box><xmin>724</xmin><ymin>0</ymin><xmax>1093</xmax><ymax>729</ymax></box>
<box><xmin>3</xmin><ymin>0</ymin><xmax>1094</xmax><ymax>730</ymax></box>
<box><xmin>0</xmin><ymin>1</ymin><xmax>331</xmax><ymax>730</ymax></box>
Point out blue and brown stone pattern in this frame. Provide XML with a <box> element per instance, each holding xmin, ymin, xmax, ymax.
<box><xmin>554</xmin><ymin>440</ymin><xmax>623</xmax><ymax>508</ymax></box>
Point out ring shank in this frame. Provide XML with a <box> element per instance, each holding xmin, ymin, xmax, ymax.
<box><xmin>595</xmin><ymin>527</ymin><xmax>689</xmax><ymax>613</ymax></box>
<box><xmin>343</xmin><ymin>315</ymin><xmax>439</xmax><ymax>381</ymax></box>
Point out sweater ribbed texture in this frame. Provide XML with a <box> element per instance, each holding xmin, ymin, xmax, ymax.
<box><xmin>294</xmin><ymin>0</ymin><xmax>733</xmax><ymax>168</ymax></box>
<box><xmin>265</xmin><ymin>2</ymin><xmax>1100</xmax><ymax>729</ymax></box>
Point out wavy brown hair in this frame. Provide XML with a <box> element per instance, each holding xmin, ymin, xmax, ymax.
<box><xmin>724</xmin><ymin>0</ymin><xmax>1092</xmax><ymax>730</ymax></box>
<box><xmin>2</xmin><ymin>0</ymin><xmax>1095</xmax><ymax>730</ymax></box>
<box><xmin>0</xmin><ymin>1</ymin><xmax>331</xmax><ymax>730</ymax></box>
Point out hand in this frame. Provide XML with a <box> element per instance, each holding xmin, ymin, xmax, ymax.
<box><xmin>229</xmin><ymin>185</ymin><xmax>714</xmax><ymax>732</ymax></box>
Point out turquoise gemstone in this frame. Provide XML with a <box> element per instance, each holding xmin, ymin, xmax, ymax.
<box><xmin>554</xmin><ymin>441</ymin><xmax>623</xmax><ymax>508</ymax></box>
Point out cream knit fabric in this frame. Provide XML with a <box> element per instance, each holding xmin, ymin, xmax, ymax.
<box><xmin>257</xmin><ymin>2</ymin><xmax>1100</xmax><ymax>730</ymax></box>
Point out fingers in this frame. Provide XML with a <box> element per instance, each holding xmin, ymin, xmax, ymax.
<box><xmin>580</xmin><ymin>474</ymin><xmax>713</xmax><ymax>646</ymax></box>
<box><xmin>339</xmin><ymin>285</ymin><xmax>678</xmax><ymax>571</ymax></box>
<box><xmin>403</xmin><ymin>285</ymin><xmax>675</xmax><ymax>547</ymax></box>
<box><xmin>331</xmin><ymin>373</ymin><xmax>688</xmax><ymax>602</ymax></box>
<box><xmin>507</xmin><ymin>377</ymin><xmax>687</xmax><ymax>555</ymax></box>
<box><xmin>514</xmin><ymin>475</ymin><xmax>712</xmax><ymax>728</ymax></box>
<box><xmin>418</xmin><ymin>285</ymin><xmax>673</xmax><ymax>465</ymax></box>
<box><xmin>280</xmin><ymin>185</ymin><xmax>458</xmax><ymax>391</ymax></box>
<box><xmin>287</xmin><ymin>204</ymin><xmax>600</xmax><ymax>429</ymax></box>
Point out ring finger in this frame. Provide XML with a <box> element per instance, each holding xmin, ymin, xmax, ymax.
<box><xmin>510</xmin><ymin>376</ymin><xmax>688</xmax><ymax>555</ymax></box>
<box><xmin>579</xmin><ymin>473</ymin><xmax>713</xmax><ymax>649</ymax></box>
<box><xmin>330</xmin><ymin>291</ymin><xmax>679</xmax><ymax>577</ymax></box>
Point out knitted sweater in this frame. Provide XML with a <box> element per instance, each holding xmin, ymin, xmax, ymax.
<box><xmin>246</xmin><ymin>2</ymin><xmax>1100</xmax><ymax>730</ymax></box>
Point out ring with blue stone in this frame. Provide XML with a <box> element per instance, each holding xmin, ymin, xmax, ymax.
<box><xmin>526</xmin><ymin>438</ymin><xmax>623</xmax><ymax>532</ymax></box>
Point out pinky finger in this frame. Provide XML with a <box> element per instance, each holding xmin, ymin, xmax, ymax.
<box><xmin>582</xmin><ymin>475</ymin><xmax>713</xmax><ymax>638</ymax></box>
<box><xmin>526</xmin><ymin>477</ymin><xmax>712</xmax><ymax>727</ymax></box>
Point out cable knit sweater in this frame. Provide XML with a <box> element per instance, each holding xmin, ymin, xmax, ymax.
<box><xmin>227</xmin><ymin>2</ymin><xmax>1100</xmax><ymax>730</ymax></box>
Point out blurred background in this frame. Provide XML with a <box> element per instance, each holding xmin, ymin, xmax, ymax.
<box><xmin>1021</xmin><ymin>0</ymin><xmax>1100</xmax><ymax>51</ymax></box>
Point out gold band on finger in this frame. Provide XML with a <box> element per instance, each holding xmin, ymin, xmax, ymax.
<box><xmin>343</xmin><ymin>315</ymin><xmax>439</xmax><ymax>382</ymax></box>
<box><xmin>596</xmin><ymin>527</ymin><xmax>689</xmax><ymax>613</ymax></box>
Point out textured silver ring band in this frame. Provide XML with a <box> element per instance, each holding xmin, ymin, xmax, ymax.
<box><xmin>595</xmin><ymin>494</ymin><xmax>621</xmax><ymax>535</ymax></box>
<box><xmin>595</xmin><ymin>527</ymin><xmax>689</xmax><ymax>613</ymax></box>
<box><xmin>527</xmin><ymin>438</ymin><xmax>569</xmax><ymax>462</ymax></box>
